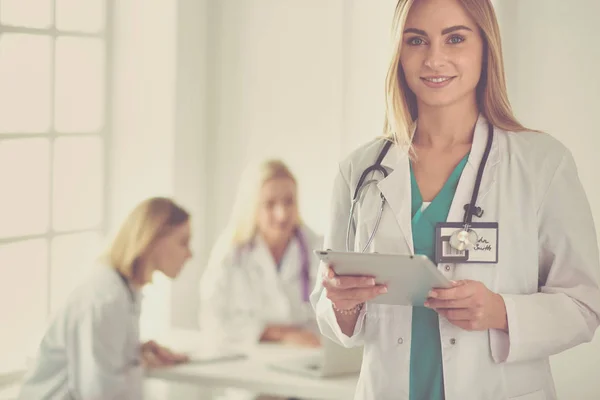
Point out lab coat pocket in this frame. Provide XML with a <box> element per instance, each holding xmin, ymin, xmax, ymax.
<box><xmin>364</xmin><ymin>304</ymin><xmax>410</xmax><ymax>343</ymax></box>
<box><xmin>509</xmin><ymin>390</ymin><xmax>546</xmax><ymax>400</ymax></box>
<box><xmin>363</xmin><ymin>304</ymin><xmax>410</xmax><ymax>379</ymax></box>
<box><xmin>453</xmin><ymin>262</ymin><xmax>496</xmax><ymax>291</ymax></box>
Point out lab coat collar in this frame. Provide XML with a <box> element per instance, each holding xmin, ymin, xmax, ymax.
<box><xmin>250</xmin><ymin>234</ymin><xmax>277</xmax><ymax>272</ymax></box>
<box><xmin>376</xmin><ymin>143</ymin><xmax>414</xmax><ymax>252</ymax></box>
<box><xmin>100</xmin><ymin>264</ymin><xmax>143</xmax><ymax>306</ymax></box>
<box><xmin>375</xmin><ymin>114</ymin><xmax>501</xmax><ymax>253</ymax></box>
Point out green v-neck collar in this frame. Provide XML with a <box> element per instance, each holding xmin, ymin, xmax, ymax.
<box><xmin>410</xmin><ymin>153</ymin><xmax>469</xmax><ymax>225</ymax></box>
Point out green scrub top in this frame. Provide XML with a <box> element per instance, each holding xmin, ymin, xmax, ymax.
<box><xmin>409</xmin><ymin>154</ymin><xmax>469</xmax><ymax>400</ymax></box>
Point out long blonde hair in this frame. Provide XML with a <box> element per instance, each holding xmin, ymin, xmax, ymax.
<box><xmin>103</xmin><ymin>197</ymin><xmax>190</xmax><ymax>284</ymax></box>
<box><xmin>384</xmin><ymin>0</ymin><xmax>531</xmax><ymax>147</ymax></box>
<box><xmin>225</xmin><ymin>159</ymin><xmax>300</xmax><ymax>248</ymax></box>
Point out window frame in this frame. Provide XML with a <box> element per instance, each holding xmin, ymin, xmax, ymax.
<box><xmin>0</xmin><ymin>0</ymin><xmax>113</xmax><ymax>375</ymax></box>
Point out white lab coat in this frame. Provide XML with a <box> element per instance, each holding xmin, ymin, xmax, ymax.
<box><xmin>199</xmin><ymin>225</ymin><xmax>323</xmax><ymax>347</ymax></box>
<box><xmin>18</xmin><ymin>265</ymin><xmax>143</xmax><ymax>400</ymax></box>
<box><xmin>311</xmin><ymin>115</ymin><xmax>600</xmax><ymax>400</ymax></box>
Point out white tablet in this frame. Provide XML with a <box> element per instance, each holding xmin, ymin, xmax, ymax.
<box><xmin>314</xmin><ymin>250</ymin><xmax>452</xmax><ymax>307</ymax></box>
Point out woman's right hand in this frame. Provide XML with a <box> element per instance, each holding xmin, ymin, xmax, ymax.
<box><xmin>322</xmin><ymin>265</ymin><xmax>387</xmax><ymax>311</ymax></box>
<box><xmin>141</xmin><ymin>340</ymin><xmax>189</xmax><ymax>368</ymax></box>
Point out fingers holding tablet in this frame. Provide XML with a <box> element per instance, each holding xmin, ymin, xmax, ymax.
<box><xmin>322</xmin><ymin>265</ymin><xmax>387</xmax><ymax>310</ymax></box>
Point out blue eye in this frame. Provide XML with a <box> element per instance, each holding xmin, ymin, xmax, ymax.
<box><xmin>407</xmin><ymin>37</ymin><xmax>425</xmax><ymax>46</ymax></box>
<box><xmin>448</xmin><ymin>35</ymin><xmax>464</xmax><ymax>44</ymax></box>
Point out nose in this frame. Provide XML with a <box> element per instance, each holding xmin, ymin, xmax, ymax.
<box><xmin>273</xmin><ymin>204</ymin><xmax>289</xmax><ymax>222</ymax></box>
<box><xmin>424</xmin><ymin>41</ymin><xmax>448</xmax><ymax>71</ymax></box>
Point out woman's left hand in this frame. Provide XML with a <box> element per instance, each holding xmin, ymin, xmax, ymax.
<box><xmin>425</xmin><ymin>280</ymin><xmax>508</xmax><ymax>332</ymax></box>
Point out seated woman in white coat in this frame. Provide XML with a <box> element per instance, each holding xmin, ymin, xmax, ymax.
<box><xmin>18</xmin><ymin>197</ymin><xmax>193</xmax><ymax>400</ymax></box>
<box><xmin>311</xmin><ymin>1</ymin><xmax>600</xmax><ymax>400</ymax></box>
<box><xmin>200</xmin><ymin>159</ymin><xmax>322</xmax><ymax>349</ymax></box>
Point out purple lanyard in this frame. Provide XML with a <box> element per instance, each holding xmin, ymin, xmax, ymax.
<box><xmin>236</xmin><ymin>228</ymin><xmax>311</xmax><ymax>303</ymax></box>
<box><xmin>295</xmin><ymin>229</ymin><xmax>311</xmax><ymax>303</ymax></box>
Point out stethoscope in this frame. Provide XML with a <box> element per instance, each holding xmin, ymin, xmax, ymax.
<box><xmin>346</xmin><ymin>122</ymin><xmax>494</xmax><ymax>253</ymax></box>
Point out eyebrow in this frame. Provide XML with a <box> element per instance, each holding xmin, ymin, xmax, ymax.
<box><xmin>403</xmin><ymin>25</ymin><xmax>473</xmax><ymax>36</ymax></box>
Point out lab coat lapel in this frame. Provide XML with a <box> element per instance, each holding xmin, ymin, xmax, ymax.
<box><xmin>249</xmin><ymin>236</ymin><xmax>278</xmax><ymax>285</ymax></box>
<box><xmin>447</xmin><ymin>115</ymin><xmax>501</xmax><ymax>224</ymax></box>
<box><xmin>249</xmin><ymin>235</ymin><xmax>294</xmax><ymax>321</ymax></box>
<box><xmin>376</xmin><ymin>143</ymin><xmax>414</xmax><ymax>253</ymax></box>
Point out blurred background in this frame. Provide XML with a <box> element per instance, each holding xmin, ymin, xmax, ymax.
<box><xmin>1</xmin><ymin>0</ymin><xmax>598</xmax><ymax>398</ymax></box>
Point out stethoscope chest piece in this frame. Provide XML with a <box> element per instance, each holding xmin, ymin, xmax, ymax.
<box><xmin>449</xmin><ymin>227</ymin><xmax>478</xmax><ymax>251</ymax></box>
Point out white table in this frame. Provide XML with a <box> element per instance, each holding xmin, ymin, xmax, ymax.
<box><xmin>146</xmin><ymin>330</ymin><xmax>358</xmax><ymax>400</ymax></box>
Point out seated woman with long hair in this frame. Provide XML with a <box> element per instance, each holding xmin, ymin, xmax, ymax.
<box><xmin>19</xmin><ymin>197</ymin><xmax>193</xmax><ymax>400</ymax></box>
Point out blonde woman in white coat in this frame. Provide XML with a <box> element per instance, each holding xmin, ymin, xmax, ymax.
<box><xmin>200</xmin><ymin>159</ymin><xmax>322</xmax><ymax>350</ymax></box>
<box><xmin>311</xmin><ymin>1</ymin><xmax>600</xmax><ymax>400</ymax></box>
<box><xmin>18</xmin><ymin>197</ymin><xmax>193</xmax><ymax>400</ymax></box>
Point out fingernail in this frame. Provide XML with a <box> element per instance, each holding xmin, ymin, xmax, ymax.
<box><xmin>368</xmin><ymin>278</ymin><xmax>375</xmax><ymax>286</ymax></box>
<box><xmin>424</xmin><ymin>302</ymin><xmax>430</xmax><ymax>307</ymax></box>
<box><xmin>428</xmin><ymin>291</ymin><xmax>437</xmax><ymax>298</ymax></box>
<box><xmin>379</xmin><ymin>287</ymin><xmax>387</xmax><ymax>294</ymax></box>
<box><xmin>333</xmin><ymin>278</ymin><xmax>341</xmax><ymax>286</ymax></box>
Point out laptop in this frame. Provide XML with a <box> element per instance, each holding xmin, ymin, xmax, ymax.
<box><xmin>267</xmin><ymin>336</ymin><xmax>363</xmax><ymax>378</ymax></box>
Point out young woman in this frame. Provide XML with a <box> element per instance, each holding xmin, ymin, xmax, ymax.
<box><xmin>311</xmin><ymin>1</ymin><xmax>600</xmax><ymax>399</ymax></box>
<box><xmin>200</xmin><ymin>159</ymin><xmax>322</xmax><ymax>349</ymax></box>
<box><xmin>18</xmin><ymin>197</ymin><xmax>193</xmax><ymax>400</ymax></box>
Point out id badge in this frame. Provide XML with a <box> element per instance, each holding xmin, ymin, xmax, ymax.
<box><xmin>435</xmin><ymin>222</ymin><xmax>499</xmax><ymax>264</ymax></box>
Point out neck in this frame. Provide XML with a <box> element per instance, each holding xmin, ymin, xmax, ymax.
<box><xmin>130</xmin><ymin>260</ymin><xmax>152</xmax><ymax>289</ymax></box>
<box><xmin>414</xmin><ymin>97</ymin><xmax>479</xmax><ymax>149</ymax></box>
<box><xmin>262</xmin><ymin>232</ymin><xmax>294</xmax><ymax>265</ymax></box>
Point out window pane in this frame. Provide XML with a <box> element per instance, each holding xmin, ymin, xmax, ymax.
<box><xmin>0</xmin><ymin>34</ymin><xmax>51</xmax><ymax>133</ymax></box>
<box><xmin>50</xmin><ymin>232</ymin><xmax>102</xmax><ymax>313</ymax></box>
<box><xmin>0</xmin><ymin>139</ymin><xmax>50</xmax><ymax>238</ymax></box>
<box><xmin>56</xmin><ymin>0</ymin><xmax>105</xmax><ymax>33</ymax></box>
<box><xmin>0</xmin><ymin>239</ymin><xmax>48</xmax><ymax>367</ymax></box>
<box><xmin>54</xmin><ymin>37</ymin><xmax>105</xmax><ymax>133</ymax></box>
<box><xmin>53</xmin><ymin>136</ymin><xmax>104</xmax><ymax>231</ymax></box>
<box><xmin>0</xmin><ymin>0</ymin><xmax>52</xmax><ymax>28</ymax></box>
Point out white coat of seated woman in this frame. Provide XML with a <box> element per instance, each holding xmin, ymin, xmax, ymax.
<box><xmin>200</xmin><ymin>160</ymin><xmax>323</xmax><ymax>400</ymax></box>
<box><xmin>200</xmin><ymin>159</ymin><xmax>323</xmax><ymax>349</ymax></box>
<box><xmin>18</xmin><ymin>197</ymin><xmax>193</xmax><ymax>400</ymax></box>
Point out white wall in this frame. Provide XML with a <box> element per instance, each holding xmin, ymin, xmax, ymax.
<box><xmin>496</xmin><ymin>1</ymin><xmax>600</xmax><ymax>398</ymax></box>
<box><xmin>205</xmin><ymin>0</ymin><xmax>345</xmax><ymax>244</ymax></box>
<box><xmin>339</xmin><ymin>0</ymin><xmax>397</xmax><ymax>155</ymax></box>
<box><xmin>110</xmin><ymin>0</ymin><xmax>177</xmax><ymax>337</ymax></box>
<box><xmin>169</xmin><ymin>0</ymin><xmax>210</xmax><ymax>330</ymax></box>
<box><xmin>110</xmin><ymin>0</ymin><xmax>209</xmax><ymax>335</ymax></box>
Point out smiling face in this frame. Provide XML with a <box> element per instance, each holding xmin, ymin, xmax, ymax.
<box><xmin>256</xmin><ymin>177</ymin><xmax>299</xmax><ymax>245</ymax></box>
<box><xmin>399</xmin><ymin>0</ymin><xmax>484</xmax><ymax>111</ymax></box>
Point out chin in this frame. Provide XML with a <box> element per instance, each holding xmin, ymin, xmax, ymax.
<box><xmin>419</xmin><ymin>95</ymin><xmax>465</xmax><ymax>109</ymax></box>
<box><xmin>161</xmin><ymin>267</ymin><xmax>180</xmax><ymax>279</ymax></box>
<box><xmin>270</xmin><ymin>227</ymin><xmax>292</xmax><ymax>236</ymax></box>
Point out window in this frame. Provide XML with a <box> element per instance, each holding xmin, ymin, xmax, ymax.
<box><xmin>0</xmin><ymin>0</ymin><xmax>110</xmax><ymax>370</ymax></box>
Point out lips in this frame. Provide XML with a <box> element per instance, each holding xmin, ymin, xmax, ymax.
<box><xmin>421</xmin><ymin>76</ymin><xmax>454</xmax><ymax>83</ymax></box>
<box><xmin>420</xmin><ymin>75</ymin><xmax>456</xmax><ymax>88</ymax></box>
